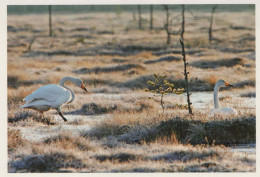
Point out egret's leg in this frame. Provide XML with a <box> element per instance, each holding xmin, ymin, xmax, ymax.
<box><xmin>56</xmin><ymin>108</ymin><xmax>67</xmax><ymax>122</ymax></box>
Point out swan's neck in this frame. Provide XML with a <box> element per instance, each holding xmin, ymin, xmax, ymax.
<box><xmin>214</xmin><ymin>83</ymin><xmax>221</xmax><ymax>109</ymax></box>
<box><xmin>59</xmin><ymin>77</ymin><xmax>76</xmax><ymax>103</ymax></box>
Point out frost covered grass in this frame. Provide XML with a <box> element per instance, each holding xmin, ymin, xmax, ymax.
<box><xmin>7</xmin><ymin>9</ymin><xmax>255</xmax><ymax>172</ymax></box>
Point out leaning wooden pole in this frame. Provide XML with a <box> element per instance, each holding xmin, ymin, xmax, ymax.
<box><xmin>180</xmin><ymin>39</ymin><xmax>192</xmax><ymax>114</ymax></box>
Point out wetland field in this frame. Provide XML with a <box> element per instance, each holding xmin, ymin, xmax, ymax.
<box><xmin>7</xmin><ymin>5</ymin><xmax>256</xmax><ymax>172</ymax></box>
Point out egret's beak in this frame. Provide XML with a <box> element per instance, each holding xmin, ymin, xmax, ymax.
<box><xmin>81</xmin><ymin>83</ymin><xmax>88</xmax><ymax>92</ymax></box>
<box><xmin>225</xmin><ymin>81</ymin><xmax>234</xmax><ymax>87</ymax></box>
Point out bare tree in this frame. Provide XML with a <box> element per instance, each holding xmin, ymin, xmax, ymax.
<box><xmin>180</xmin><ymin>38</ymin><xmax>192</xmax><ymax>114</ymax></box>
<box><xmin>163</xmin><ymin>5</ymin><xmax>171</xmax><ymax>45</ymax></box>
<box><xmin>133</xmin><ymin>11</ymin><xmax>136</xmax><ymax>21</ymax></box>
<box><xmin>209</xmin><ymin>5</ymin><xmax>217</xmax><ymax>42</ymax></box>
<box><xmin>27</xmin><ymin>37</ymin><xmax>37</xmax><ymax>52</ymax></box>
<box><xmin>48</xmin><ymin>5</ymin><xmax>52</xmax><ymax>37</ymax></box>
<box><xmin>137</xmin><ymin>5</ymin><xmax>142</xmax><ymax>30</ymax></box>
<box><xmin>181</xmin><ymin>5</ymin><xmax>185</xmax><ymax>40</ymax></box>
<box><xmin>179</xmin><ymin>6</ymin><xmax>192</xmax><ymax>114</ymax></box>
<box><xmin>150</xmin><ymin>5</ymin><xmax>153</xmax><ymax>30</ymax></box>
<box><xmin>163</xmin><ymin>5</ymin><xmax>181</xmax><ymax>45</ymax></box>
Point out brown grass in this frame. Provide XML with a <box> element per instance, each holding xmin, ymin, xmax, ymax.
<box><xmin>7</xmin><ymin>10</ymin><xmax>255</xmax><ymax>172</ymax></box>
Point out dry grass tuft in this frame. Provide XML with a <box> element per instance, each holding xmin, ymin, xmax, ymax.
<box><xmin>8</xmin><ymin>129</ymin><xmax>26</xmax><ymax>152</ymax></box>
<box><xmin>83</xmin><ymin>115</ymin><xmax>255</xmax><ymax>145</ymax></box>
<box><xmin>205</xmin><ymin>75</ymin><xmax>218</xmax><ymax>86</ymax></box>
<box><xmin>43</xmin><ymin>133</ymin><xmax>94</xmax><ymax>151</ymax></box>
<box><xmin>10</xmin><ymin>152</ymin><xmax>86</xmax><ymax>172</ymax></box>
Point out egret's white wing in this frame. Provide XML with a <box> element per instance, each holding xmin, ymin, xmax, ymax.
<box><xmin>23</xmin><ymin>84</ymin><xmax>70</xmax><ymax>104</ymax></box>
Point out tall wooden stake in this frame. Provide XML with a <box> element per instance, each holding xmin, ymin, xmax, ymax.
<box><xmin>150</xmin><ymin>5</ymin><xmax>153</xmax><ymax>30</ymax></box>
<box><xmin>138</xmin><ymin>5</ymin><xmax>142</xmax><ymax>30</ymax></box>
<box><xmin>209</xmin><ymin>5</ymin><xmax>217</xmax><ymax>42</ymax></box>
<box><xmin>48</xmin><ymin>5</ymin><xmax>52</xmax><ymax>37</ymax></box>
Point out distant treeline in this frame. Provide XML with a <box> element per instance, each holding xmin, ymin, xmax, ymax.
<box><xmin>7</xmin><ymin>4</ymin><xmax>254</xmax><ymax>15</ymax></box>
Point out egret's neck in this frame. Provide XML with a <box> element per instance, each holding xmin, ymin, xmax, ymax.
<box><xmin>214</xmin><ymin>83</ymin><xmax>221</xmax><ymax>109</ymax></box>
<box><xmin>59</xmin><ymin>77</ymin><xmax>76</xmax><ymax>103</ymax></box>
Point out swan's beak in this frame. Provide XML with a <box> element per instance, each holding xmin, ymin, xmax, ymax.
<box><xmin>225</xmin><ymin>81</ymin><xmax>234</xmax><ymax>87</ymax></box>
<box><xmin>81</xmin><ymin>83</ymin><xmax>88</xmax><ymax>92</ymax></box>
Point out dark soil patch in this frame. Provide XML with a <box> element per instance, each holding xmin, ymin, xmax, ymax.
<box><xmin>152</xmin><ymin>49</ymin><xmax>203</xmax><ymax>56</ymax></box>
<box><xmin>144</xmin><ymin>55</ymin><xmax>181</xmax><ymax>64</ymax></box>
<box><xmin>66</xmin><ymin>103</ymin><xmax>117</xmax><ymax>115</ymax></box>
<box><xmin>9</xmin><ymin>153</ymin><xmax>86</xmax><ymax>172</ymax></box>
<box><xmin>220</xmin><ymin>48</ymin><xmax>255</xmax><ymax>53</ymax></box>
<box><xmin>112</xmin><ymin>58</ymin><xmax>127</xmax><ymax>63</ymax></box>
<box><xmin>233</xmin><ymin>80</ymin><xmax>255</xmax><ymax>88</ymax></box>
<box><xmin>8</xmin><ymin>75</ymin><xmax>48</xmax><ymax>88</ymax></box>
<box><xmin>230</xmin><ymin>25</ymin><xmax>254</xmax><ymax>30</ymax></box>
<box><xmin>117</xmin><ymin>75</ymin><xmax>213</xmax><ymax>91</ymax></box>
<box><xmin>240</xmin><ymin>92</ymin><xmax>255</xmax><ymax>98</ymax></box>
<box><xmin>151</xmin><ymin>150</ymin><xmax>220</xmax><ymax>163</ymax></box>
<box><xmin>73</xmin><ymin>64</ymin><xmax>145</xmax><ymax>74</ymax></box>
<box><xmin>94</xmin><ymin>153</ymin><xmax>146</xmax><ymax>163</ymax></box>
<box><xmin>190</xmin><ymin>58</ymin><xmax>245</xmax><ymax>69</ymax></box>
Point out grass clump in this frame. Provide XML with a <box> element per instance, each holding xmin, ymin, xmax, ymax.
<box><xmin>83</xmin><ymin>115</ymin><xmax>255</xmax><ymax>145</ymax></box>
<box><xmin>43</xmin><ymin>133</ymin><xmax>94</xmax><ymax>151</ymax></box>
<box><xmin>10</xmin><ymin>152</ymin><xmax>86</xmax><ymax>172</ymax></box>
<box><xmin>8</xmin><ymin>129</ymin><xmax>26</xmax><ymax>152</ymax></box>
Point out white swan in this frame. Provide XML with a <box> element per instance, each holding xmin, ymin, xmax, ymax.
<box><xmin>210</xmin><ymin>79</ymin><xmax>238</xmax><ymax>117</ymax></box>
<box><xmin>21</xmin><ymin>77</ymin><xmax>88</xmax><ymax>122</ymax></box>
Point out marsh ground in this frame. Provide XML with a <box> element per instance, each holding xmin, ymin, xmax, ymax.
<box><xmin>7</xmin><ymin>8</ymin><xmax>255</xmax><ymax>172</ymax></box>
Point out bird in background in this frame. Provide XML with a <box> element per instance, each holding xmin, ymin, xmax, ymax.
<box><xmin>210</xmin><ymin>79</ymin><xmax>238</xmax><ymax>117</ymax></box>
<box><xmin>21</xmin><ymin>77</ymin><xmax>88</xmax><ymax>122</ymax></box>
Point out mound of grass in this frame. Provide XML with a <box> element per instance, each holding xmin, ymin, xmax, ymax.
<box><xmin>43</xmin><ymin>134</ymin><xmax>93</xmax><ymax>151</ymax></box>
<box><xmin>112</xmin><ymin>58</ymin><xmax>127</xmax><ymax>63</ymax></box>
<box><xmin>10</xmin><ymin>152</ymin><xmax>86</xmax><ymax>172</ymax></box>
<box><xmin>73</xmin><ymin>64</ymin><xmax>145</xmax><ymax>74</ymax></box>
<box><xmin>84</xmin><ymin>116</ymin><xmax>255</xmax><ymax>145</ymax></box>
<box><xmin>117</xmin><ymin>75</ymin><xmax>212</xmax><ymax>91</ymax></box>
<box><xmin>94</xmin><ymin>152</ymin><xmax>147</xmax><ymax>163</ymax></box>
<box><xmin>190</xmin><ymin>58</ymin><xmax>245</xmax><ymax>69</ymax></box>
<box><xmin>220</xmin><ymin>48</ymin><xmax>255</xmax><ymax>53</ymax></box>
<box><xmin>8</xmin><ymin>129</ymin><xmax>26</xmax><ymax>152</ymax></box>
<box><xmin>233</xmin><ymin>80</ymin><xmax>255</xmax><ymax>88</ymax></box>
<box><xmin>240</xmin><ymin>92</ymin><xmax>255</xmax><ymax>97</ymax></box>
<box><xmin>8</xmin><ymin>75</ymin><xmax>46</xmax><ymax>89</ymax></box>
<box><xmin>152</xmin><ymin>49</ymin><xmax>203</xmax><ymax>56</ymax></box>
<box><xmin>8</xmin><ymin>111</ymin><xmax>55</xmax><ymax>125</ymax></box>
<box><xmin>151</xmin><ymin>150</ymin><xmax>220</xmax><ymax>163</ymax></box>
<box><xmin>66</xmin><ymin>103</ymin><xmax>117</xmax><ymax>115</ymax></box>
<box><xmin>144</xmin><ymin>55</ymin><xmax>181</xmax><ymax>64</ymax></box>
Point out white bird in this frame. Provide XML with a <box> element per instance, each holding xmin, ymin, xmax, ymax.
<box><xmin>210</xmin><ymin>79</ymin><xmax>238</xmax><ymax>117</ymax></box>
<box><xmin>21</xmin><ymin>77</ymin><xmax>88</xmax><ymax>122</ymax></box>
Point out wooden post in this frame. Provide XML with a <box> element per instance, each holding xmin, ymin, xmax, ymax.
<box><xmin>164</xmin><ymin>5</ymin><xmax>170</xmax><ymax>45</ymax></box>
<box><xmin>180</xmin><ymin>38</ymin><xmax>192</xmax><ymax>114</ymax></box>
<box><xmin>48</xmin><ymin>5</ymin><xmax>52</xmax><ymax>37</ymax></box>
<box><xmin>150</xmin><ymin>5</ymin><xmax>153</xmax><ymax>30</ymax></box>
<box><xmin>209</xmin><ymin>5</ymin><xmax>217</xmax><ymax>42</ymax></box>
<box><xmin>138</xmin><ymin>5</ymin><xmax>142</xmax><ymax>30</ymax></box>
